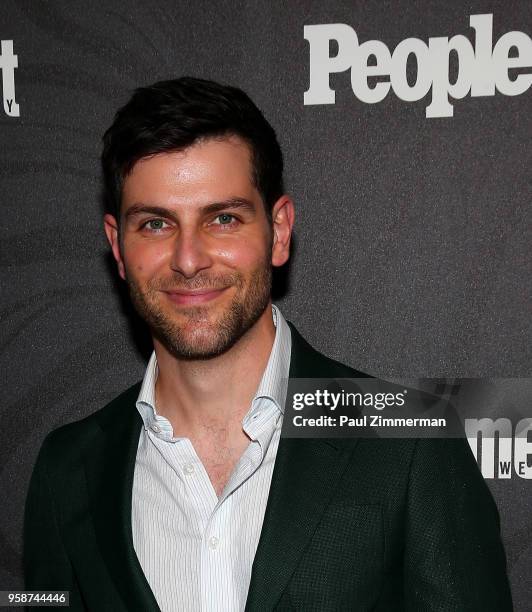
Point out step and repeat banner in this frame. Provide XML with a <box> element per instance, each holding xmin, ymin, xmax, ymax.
<box><xmin>1</xmin><ymin>0</ymin><xmax>531</xmax><ymax>608</ymax></box>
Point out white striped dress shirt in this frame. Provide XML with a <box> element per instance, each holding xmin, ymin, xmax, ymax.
<box><xmin>132</xmin><ymin>305</ymin><xmax>291</xmax><ymax>612</ymax></box>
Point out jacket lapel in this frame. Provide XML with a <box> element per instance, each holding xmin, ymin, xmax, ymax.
<box><xmin>84</xmin><ymin>385</ymin><xmax>160</xmax><ymax>612</ymax></box>
<box><xmin>245</xmin><ymin>324</ymin><xmax>361</xmax><ymax>610</ymax></box>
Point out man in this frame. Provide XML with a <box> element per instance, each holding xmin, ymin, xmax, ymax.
<box><xmin>24</xmin><ymin>77</ymin><xmax>512</xmax><ymax>611</ymax></box>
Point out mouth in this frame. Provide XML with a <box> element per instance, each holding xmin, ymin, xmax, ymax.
<box><xmin>163</xmin><ymin>287</ymin><xmax>229</xmax><ymax>306</ymax></box>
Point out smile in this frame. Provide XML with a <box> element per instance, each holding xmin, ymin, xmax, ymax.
<box><xmin>163</xmin><ymin>287</ymin><xmax>228</xmax><ymax>306</ymax></box>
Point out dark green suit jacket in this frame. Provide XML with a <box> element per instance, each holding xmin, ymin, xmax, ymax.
<box><xmin>24</xmin><ymin>324</ymin><xmax>513</xmax><ymax>611</ymax></box>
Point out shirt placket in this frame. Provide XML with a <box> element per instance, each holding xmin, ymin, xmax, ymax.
<box><xmin>200</xmin><ymin>494</ymin><xmax>239</xmax><ymax>612</ymax></box>
<box><xmin>168</xmin><ymin>437</ymin><xmax>240</xmax><ymax>611</ymax></box>
<box><xmin>199</xmin><ymin>436</ymin><xmax>269</xmax><ymax>612</ymax></box>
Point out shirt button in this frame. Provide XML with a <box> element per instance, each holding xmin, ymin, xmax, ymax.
<box><xmin>183</xmin><ymin>463</ymin><xmax>195</xmax><ymax>475</ymax></box>
<box><xmin>208</xmin><ymin>536</ymin><xmax>219</xmax><ymax>550</ymax></box>
<box><xmin>150</xmin><ymin>424</ymin><xmax>161</xmax><ymax>433</ymax></box>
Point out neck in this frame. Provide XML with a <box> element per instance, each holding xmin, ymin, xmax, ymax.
<box><xmin>152</xmin><ymin>303</ymin><xmax>276</xmax><ymax>437</ymax></box>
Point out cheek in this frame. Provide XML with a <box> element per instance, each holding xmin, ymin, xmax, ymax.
<box><xmin>215</xmin><ymin>241</ymin><xmax>269</xmax><ymax>269</ymax></box>
<box><xmin>124</xmin><ymin>243</ymin><xmax>170</xmax><ymax>275</ymax></box>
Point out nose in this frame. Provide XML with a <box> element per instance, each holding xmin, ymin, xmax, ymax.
<box><xmin>169</xmin><ymin>228</ymin><xmax>213</xmax><ymax>279</ymax></box>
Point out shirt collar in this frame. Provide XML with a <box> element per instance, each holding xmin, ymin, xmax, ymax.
<box><xmin>136</xmin><ymin>304</ymin><xmax>291</xmax><ymax>430</ymax></box>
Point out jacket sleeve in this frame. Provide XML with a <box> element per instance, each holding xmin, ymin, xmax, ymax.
<box><xmin>403</xmin><ymin>437</ymin><xmax>513</xmax><ymax>611</ymax></box>
<box><xmin>24</xmin><ymin>435</ymin><xmax>84</xmax><ymax>610</ymax></box>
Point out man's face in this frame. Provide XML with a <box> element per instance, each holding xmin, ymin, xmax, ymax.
<box><xmin>104</xmin><ymin>135</ymin><xmax>293</xmax><ymax>359</ymax></box>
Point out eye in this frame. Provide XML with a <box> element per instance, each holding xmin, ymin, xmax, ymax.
<box><xmin>143</xmin><ymin>218</ymin><xmax>169</xmax><ymax>232</ymax></box>
<box><xmin>213</xmin><ymin>213</ymin><xmax>237</xmax><ymax>226</ymax></box>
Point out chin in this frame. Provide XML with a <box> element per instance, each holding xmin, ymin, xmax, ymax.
<box><xmin>151</xmin><ymin>314</ymin><xmax>232</xmax><ymax>360</ymax></box>
<box><xmin>164</xmin><ymin>333</ymin><xmax>238</xmax><ymax>361</ymax></box>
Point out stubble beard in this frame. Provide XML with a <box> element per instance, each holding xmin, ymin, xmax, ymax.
<box><xmin>126</xmin><ymin>260</ymin><xmax>272</xmax><ymax>360</ymax></box>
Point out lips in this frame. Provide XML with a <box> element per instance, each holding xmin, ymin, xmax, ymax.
<box><xmin>163</xmin><ymin>287</ymin><xmax>228</xmax><ymax>305</ymax></box>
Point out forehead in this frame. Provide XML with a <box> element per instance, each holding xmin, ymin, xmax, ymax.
<box><xmin>121</xmin><ymin>135</ymin><xmax>258</xmax><ymax>209</ymax></box>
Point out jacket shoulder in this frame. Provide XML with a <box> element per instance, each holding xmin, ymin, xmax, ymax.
<box><xmin>39</xmin><ymin>382</ymin><xmax>142</xmax><ymax>465</ymax></box>
<box><xmin>287</xmin><ymin>321</ymin><xmax>371</xmax><ymax>379</ymax></box>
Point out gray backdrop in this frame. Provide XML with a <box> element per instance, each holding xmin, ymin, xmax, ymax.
<box><xmin>1</xmin><ymin>0</ymin><xmax>531</xmax><ymax>608</ymax></box>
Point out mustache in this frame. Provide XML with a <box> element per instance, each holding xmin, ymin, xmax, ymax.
<box><xmin>146</xmin><ymin>273</ymin><xmax>242</xmax><ymax>292</ymax></box>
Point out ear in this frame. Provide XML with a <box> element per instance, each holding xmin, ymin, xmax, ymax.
<box><xmin>103</xmin><ymin>214</ymin><xmax>126</xmax><ymax>280</ymax></box>
<box><xmin>271</xmin><ymin>195</ymin><xmax>295</xmax><ymax>268</ymax></box>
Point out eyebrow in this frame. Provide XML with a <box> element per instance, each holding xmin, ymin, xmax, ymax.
<box><xmin>124</xmin><ymin>198</ymin><xmax>257</xmax><ymax>221</ymax></box>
